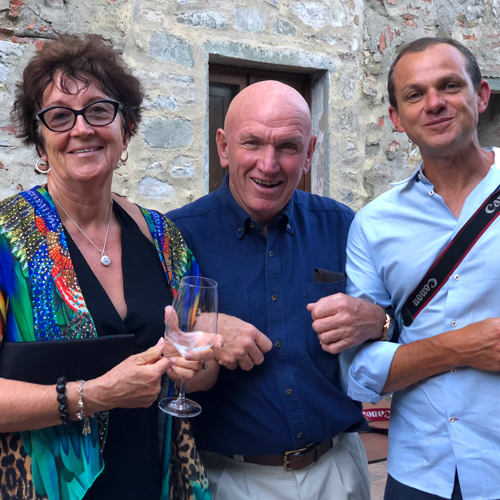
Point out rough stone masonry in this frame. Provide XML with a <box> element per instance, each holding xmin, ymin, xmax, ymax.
<box><xmin>1</xmin><ymin>0</ymin><xmax>499</xmax><ymax>211</ymax></box>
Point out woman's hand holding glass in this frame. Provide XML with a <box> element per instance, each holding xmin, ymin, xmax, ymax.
<box><xmin>82</xmin><ymin>338</ymin><xmax>170</xmax><ymax>414</ymax></box>
<box><xmin>163</xmin><ymin>317</ymin><xmax>222</xmax><ymax>393</ymax></box>
<box><xmin>159</xmin><ymin>276</ymin><xmax>220</xmax><ymax>417</ymax></box>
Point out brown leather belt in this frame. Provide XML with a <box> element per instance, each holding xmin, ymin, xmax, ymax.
<box><xmin>230</xmin><ymin>440</ymin><xmax>333</xmax><ymax>471</ymax></box>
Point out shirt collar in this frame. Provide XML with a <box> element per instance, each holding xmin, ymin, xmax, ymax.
<box><xmin>413</xmin><ymin>162</ymin><xmax>432</xmax><ymax>186</ymax></box>
<box><xmin>388</xmin><ymin>163</ymin><xmax>424</xmax><ymax>189</ymax></box>
<box><xmin>217</xmin><ymin>173</ymin><xmax>296</xmax><ymax>238</ymax></box>
<box><xmin>410</xmin><ymin>147</ymin><xmax>500</xmax><ymax>187</ymax></box>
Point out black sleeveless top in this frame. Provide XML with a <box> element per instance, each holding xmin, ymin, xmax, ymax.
<box><xmin>64</xmin><ymin>201</ymin><xmax>172</xmax><ymax>500</ymax></box>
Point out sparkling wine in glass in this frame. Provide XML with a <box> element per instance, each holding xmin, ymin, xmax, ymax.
<box><xmin>159</xmin><ymin>276</ymin><xmax>218</xmax><ymax>417</ymax></box>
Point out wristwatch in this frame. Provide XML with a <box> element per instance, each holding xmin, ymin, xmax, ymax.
<box><xmin>379</xmin><ymin>314</ymin><xmax>392</xmax><ymax>341</ymax></box>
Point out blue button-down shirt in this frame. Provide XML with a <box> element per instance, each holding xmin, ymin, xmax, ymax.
<box><xmin>346</xmin><ymin>149</ymin><xmax>500</xmax><ymax>500</ymax></box>
<box><xmin>168</xmin><ymin>175</ymin><xmax>367</xmax><ymax>455</ymax></box>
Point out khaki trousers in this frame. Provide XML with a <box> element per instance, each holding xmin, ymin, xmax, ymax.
<box><xmin>200</xmin><ymin>433</ymin><xmax>370</xmax><ymax>500</ymax></box>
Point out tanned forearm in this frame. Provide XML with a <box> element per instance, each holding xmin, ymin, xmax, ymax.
<box><xmin>0</xmin><ymin>378</ymin><xmax>82</xmax><ymax>433</ymax></box>
<box><xmin>382</xmin><ymin>331</ymin><xmax>458</xmax><ymax>394</ymax></box>
<box><xmin>382</xmin><ymin>317</ymin><xmax>500</xmax><ymax>394</ymax></box>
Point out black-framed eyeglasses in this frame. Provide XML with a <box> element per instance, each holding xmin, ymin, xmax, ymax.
<box><xmin>37</xmin><ymin>99</ymin><xmax>123</xmax><ymax>132</ymax></box>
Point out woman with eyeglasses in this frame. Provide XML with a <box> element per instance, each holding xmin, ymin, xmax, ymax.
<box><xmin>0</xmin><ymin>35</ymin><xmax>219</xmax><ymax>500</ymax></box>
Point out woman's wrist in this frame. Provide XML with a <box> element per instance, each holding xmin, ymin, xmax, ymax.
<box><xmin>65</xmin><ymin>381</ymin><xmax>82</xmax><ymax>419</ymax></box>
<box><xmin>74</xmin><ymin>378</ymin><xmax>109</xmax><ymax>415</ymax></box>
<box><xmin>65</xmin><ymin>379</ymin><xmax>106</xmax><ymax>417</ymax></box>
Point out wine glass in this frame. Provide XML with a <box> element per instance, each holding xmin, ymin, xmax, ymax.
<box><xmin>159</xmin><ymin>276</ymin><xmax>218</xmax><ymax>417</ymax></box>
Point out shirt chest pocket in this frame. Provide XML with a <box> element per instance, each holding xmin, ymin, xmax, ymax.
<box><xmin>303</xmin><ymin>280</ymin><xmax>346</xmax><ymax>357</ymax></box>
<box><xmin>218</xmin><ymin>287</ymin><xmax>251</xmax><ymax>324</ymax></box>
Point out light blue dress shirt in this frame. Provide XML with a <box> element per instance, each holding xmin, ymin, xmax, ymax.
<box><xmin>346</xmin><ymin>148</ymin><xmax>500</xmax><ymax>500</ymax></box>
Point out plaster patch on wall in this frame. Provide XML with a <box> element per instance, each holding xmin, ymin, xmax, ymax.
<box><xmin>143</xmin><ymin>118</ymin><xmax>192</xmax><ymax>149</ymax></box>
<box><xmin>138</xmin><ymin>176</ymin><xmax>176</xmax><ymax>199</ymax></box>
<box><xmin>171</xmin><ymin>156</ymin><xmax>195</xmax><ymax>178</ymax></box>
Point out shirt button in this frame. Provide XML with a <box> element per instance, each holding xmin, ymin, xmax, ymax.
<box><xmin>250</xmin><ymin>222</ymin><xmax>255</xmax><ymax>229</ymax></box>
<box><xmin>238</xmin><ymin>227</ymin><xmax>243</xmax><ymax>233</ymax></box>
<box><xmin>272</xmin><ymin>294</ymin><xmax>278</xmax><ymax>302</ymax></box>
<box><xmin>286</xmin><ymin>389</ymin><xmax>292</xmax><ymax>396</ymax></box>
<box><xmin>449</xmin><ymin>417</ymin><xmax>456</xmax><ymax>423</ymax></box>
<box><xmin>297</xmin><ymin>432</ymin><xmax>303</xmax><ymax>439</ymax></box>
<box><xmin>429</xmin><ymin>190</ymin><xmax>435</xmax><ymax>196</ymax></box>
<box><xmin>454</xmin><ymin>274</ymin><xmax>460</xmax><ymax>281</ymax></box>
<box><xmin>287</xmin><ymin>224</ymin><xmax>291</xmax><ymax>230</ymax></box>
<box><xmin>275</xmin><ymin>341</ymin><xmax>282</xmax><ymax>349</ymax></box>
<box><xmin>451</xmin><ymin>321</ymin><xmax>457</xmax><ymax>327</ymax></box>
<box><xmin>451</xmin><ymin>369</ymin><xmax>457</xmax><ymax>375</ymax></box>
<box><xmin>418</xmin><ymin>173</ymin><xmax>422</xmax><ymax>180</ymax></box>
<box><xmin>269</xmin><ymin>251</ymin><xmax>274</xmax><ymax>257</ymax></box>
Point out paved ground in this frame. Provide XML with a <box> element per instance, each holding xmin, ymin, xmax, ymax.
<box><xmin>369</xmin><ymin>461</ymin><xmax>388</xmax><ymax>499</ymax></box>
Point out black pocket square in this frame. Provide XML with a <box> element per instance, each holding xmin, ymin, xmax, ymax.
<box><xmin>313</xmin><ymin>268</ymin><xmax>345</xmax><ymax>284</ymax></box>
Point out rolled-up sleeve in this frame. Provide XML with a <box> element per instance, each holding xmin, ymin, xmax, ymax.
<box><xmin>346</xmin><ymin>341</ymin><xmax>400</xmax><ymax>403</ymax></box>
<box><xmin>345</xmin><ymin>213</ymin><xmax>400</xmax><ymax>403</ymax></box>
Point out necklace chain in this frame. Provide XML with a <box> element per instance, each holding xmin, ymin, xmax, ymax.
<box><xmin>52</xmin><ymin>195</ymin><xmax>113</xmax><ymax>266</ymax></box>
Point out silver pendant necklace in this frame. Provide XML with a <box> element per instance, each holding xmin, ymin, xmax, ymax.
<box><xmin>52</xmin><ymin>196</ymin><xmax>113</xmax><ymax>266</ymax></box>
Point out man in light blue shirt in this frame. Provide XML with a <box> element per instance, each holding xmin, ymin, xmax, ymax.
<box><xmin>344</xmin><ymin>38</ymin><xmax>500</xmax><ymax>500</ymax></box>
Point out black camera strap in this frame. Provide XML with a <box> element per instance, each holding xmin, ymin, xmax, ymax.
<box><xmin>401</xmin><ymin>183</ymin><xmax>500</xmax><ymax>327</ymax></box>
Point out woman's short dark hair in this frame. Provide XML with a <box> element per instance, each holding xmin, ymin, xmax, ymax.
<box><xmin>388</xmin><ymin>37</ymin><xmax>482</xmax><ymax>110</ymax></box>
<box><xmin>12</xmin><ymin>34</ymin><xmax>144</xmax><ymax>154</ymax></box>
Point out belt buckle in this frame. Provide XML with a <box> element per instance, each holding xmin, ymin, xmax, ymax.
<box><xmin>282</xmin><ymin>444</ymin><xmax>313</xmax><ymax>471</ymax></box>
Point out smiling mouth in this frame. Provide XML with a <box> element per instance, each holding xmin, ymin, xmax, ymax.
<box><xmin>252</xmin><ymin>178</ymin><xmax>281</xmax><ymax>187</ymax></box>
<box><xmin>425</xmin><ymin>117</ymin><xmax>453</xmax><ymax>127</ymax></box>
<box><xmin>70</xmin><ymin>147</ymin><xmax>102</xmax><ymax>154</ymax></box>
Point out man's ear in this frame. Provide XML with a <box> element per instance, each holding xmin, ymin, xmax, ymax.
<box><xmin>304</xmin><ymin>135</ymin><xmax>317</xmax><ymax>174</ymax></box>
<box><xmin>389</xmin><ymin>106</ymin><xmax>405</xmax><ymax>133</ymax></box>
<box><xmin>216</xmin><ymin>128</ymin><xmax>229</xmax><ymax>169</ymax></box>
<box><xmin>477</xmin><ymin>80</ymin><xmax>491</xmax><ymax>114</ymax></box>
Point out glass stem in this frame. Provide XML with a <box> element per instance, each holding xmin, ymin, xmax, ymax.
<box><xmin>177</xmin><ymin>378</ymin><xmax>186</xmax><ymax>404</ymax></box>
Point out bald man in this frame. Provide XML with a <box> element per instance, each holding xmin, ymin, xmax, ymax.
<box><xmin>167</xmin><ymin>81</ymin><xmax>386</xmax><ymax>500</ymax></box>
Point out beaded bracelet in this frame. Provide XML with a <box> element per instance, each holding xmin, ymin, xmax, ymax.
<box><xmin>56</xmin><ymin>376</ymin><xmax>71</xmax><ymax>427</ymax></box>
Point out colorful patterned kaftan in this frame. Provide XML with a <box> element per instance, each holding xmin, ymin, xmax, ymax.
<box><xmin>0</xmin><ymin>185</ymin><xmax>208</xmax><ymax>500</ymax></box>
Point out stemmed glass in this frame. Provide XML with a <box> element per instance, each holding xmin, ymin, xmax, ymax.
<box><xmin>159</xmin><ymin>276</ymin><xmax>218</xmax><ymax>417</ymax></box>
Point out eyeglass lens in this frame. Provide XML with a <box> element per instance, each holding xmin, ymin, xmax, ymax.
<box><xmin>43</xmin><ymin>101</ymin><xmax>118</xmax><ymax>131</ymax></box>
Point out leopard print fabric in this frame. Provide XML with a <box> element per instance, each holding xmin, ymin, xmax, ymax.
<box><xmin>169</xmin><ymin>419</ymin><xmax>210</xmax><ymax>500</ymax></box>
<box><xmin>0</xmin><ymin>433</ymin><xmax>46</xmax><ymax>500</ymax></box>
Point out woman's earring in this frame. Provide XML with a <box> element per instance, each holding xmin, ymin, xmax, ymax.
<box><xmin>118</xmin><ymin>149</ymin><xmax>129</xmax><ymax>167</ymax></box>
<box><xmin>35</xmin><ymin>158</ymin><xmax>51</xmax><ymax>174</ymax></box>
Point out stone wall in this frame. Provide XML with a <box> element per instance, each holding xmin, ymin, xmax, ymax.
<box><xmin>360</xmin><ymin>0</ymin><xmax>500</xmax><ymax>203</ymax></box>
<box><xmin>1</xmin><ymin>0</ymin><xmax>499</xmax><ymax>211</ymax></box>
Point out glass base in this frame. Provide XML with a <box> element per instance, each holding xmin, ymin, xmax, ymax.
<box><xmin>158</xmin><ymin>397</ymin><xmax>202</xmax><ymax>418</ymax></box>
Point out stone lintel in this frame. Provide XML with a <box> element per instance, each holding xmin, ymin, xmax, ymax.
<box><xmin>204</xmin><ymin>41</ymin><xmax>334</xmax><ymax>72</ymax></box>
